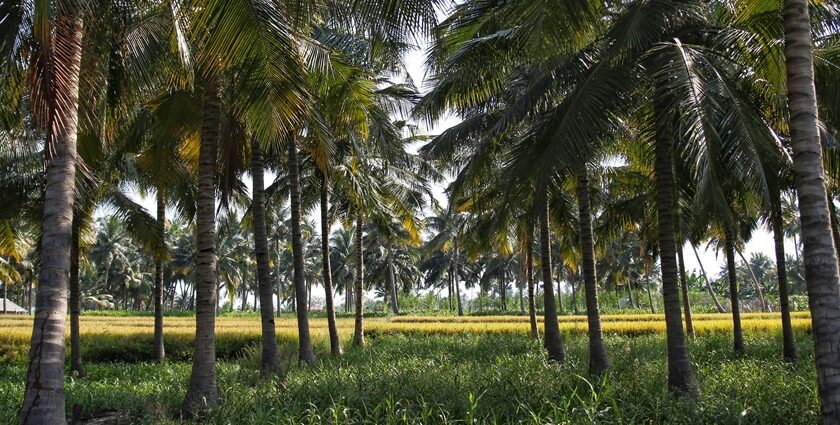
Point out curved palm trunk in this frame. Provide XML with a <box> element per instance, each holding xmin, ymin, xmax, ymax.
<box><xmin>653</xmin><ymin>100</ymin><xmax>699</xmax><ymax>397</ymax></box>
<box><xmin>289</xmin><ymin>140</ymin><xmax>316</xmax><ymax>365</ymax></box>
<box><xmin>319</xmin><ymin>172</ymin><xmax>342</xmax><ymax>356</ymax></box>
<box><xmin>183</xmin><ymin>80</ymin><xmax>222</xmax><ymax>414</ymax></box>
<box><xmin>251</xmin><ymin>141</ymin><xmax>281</xmax><ymax>374</ymax></box>
<box><xmin>353</xmin><ymin>214</ymin><xmax>365</xmax><ymax>346</ymax></box>
<box><xmin>20</xmin><ymin>10</ymin><xmax>84</xmax><ymax>424</ymax></box>
<box><xmin>386</xmin><ymin>242</ymin><xmax>399</xmax><ymax>315</ymax></box>
<box><xmin>737</xmin><ymin>249</ymin><xmax>768</xmax><ymax>312</ymax></box>
<box><xmin>772</xmin><ymin>204</ymin><xmax>798</xmax><ymax>362</ymax></box>
<box><xmin>70</xmin><ymin>215</ymin><xmax>84</xmax><ymax>377</ymax></box>
<box><xmin>724</xmin><ymin>228</ymin><xmax>745</xmax><ymax>354</ymax></box>
<box><xmin>540</xmin><ymin>200</ymin><xmax>565</xmax><ymax>362</ymax></box>
<box><xmin>153</xmin><ymin>192</ymin><xmax>166</xmax><ymax>362</ymax></box>
<box><xmin>575</xmin><ymin>170</ymin><xmax>609</xmax><ymax>375</ymax></box>
<box><xmin>691</xmin><ymin>244</ymin><xmax>726</xmax><ymax>313</ymax></box>
<box><xmin>677</xmin><ymin>245</ymin><xmax>694</xmax><ymax>338</ymax></box>
<box><xmin>783</xmin><ymin>0</ymin><xmax>840</xmax><ymax>417</ymax></box>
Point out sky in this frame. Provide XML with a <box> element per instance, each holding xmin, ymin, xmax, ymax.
<box><xmin>110</xmin><ymin>45</ymin><xmax>799</xmax><ymax>304</ymax></box>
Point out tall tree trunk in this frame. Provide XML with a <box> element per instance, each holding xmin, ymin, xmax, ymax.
<box><xmin>576</xmin><ymin>169</ymin><xmax>609</xmax><ymax>375</ymax></box>
<box><xmin>454</xmin><ymin>240</ymin><xmax>464</xmax><ymax>316</ymax></box>
<box><xmin>677</xmin><ymin>245</ymin><xmax>694</xmax><ymax>338</ymax></box>
<box><xmin>645</xmin><ymin>276</ymin><xmax>656</xmax><ymax>314</ymax></box>
<box><xmin>626</xmin><ymin>280</ymin><xmax>636</xmax><ymax>309</ymax></box>
<box><xmin>251</xmin><ymin>141</ymin><xmax>281</xmax><ymax>374</ymax></box>
<box><xmin>783</xmin><ymin>0</ymin><xmax>840</xmax><ymax>417</ymax></box>
<box><xmin>829</xmin><ymin>201</ymin><xmax>840</xmax><ymax>268</ymax></box>
<box><xmin>307</xmin><ymin>280</ymin><xmax>312</xmax><ymax>311</ymax></box>
<box><xmin>289</xmin><ymin>140</ymin><xmax>316</xmax><ymax>365</ymax></box>
<box><xmin>447</xmin><ymin>267</ymin><xmax>453</xmax><ymax>311</ymax></box>
<box><xmin>556</xmin><ymin>263</ymin><xmax>564</xmax><ymax>315</ymax></box>
<box><xmin>540</xmin><ymin>200</ymin><xmax>565</xmax><ymax>362</ymax></box>
<box><xmin>319</xmin><ymin>171</ymin><xmax>342</xmax><ymax>356</ymax></box>
<box><xmin>353</xmin><ymin>214</ymin><xmax>365</xmax><ymax>346</ymax></box>
<box><xmin>386</xmin><ymin>242</ymin><xmax>399</xmax><ymax>314</ymax></box>
<box><xmin>724</xmin><ymin>227</ymin><xmax>745</xmax><ymax>354</ymax></box>
<box><xmin>500</xmin><ymin>262</ymin><xmax>507</xmax><ymax>311</ymax></box>
<box><xmin>183</xmin><ymin>80</ymin><xmax>222</xmax><ymax>414</ymax></box>
<box><xmin>653</xmin><ymin>95</ymin><xmax>699</xmax><ymax>397</ymax></box>
<box><xmin>526</xmin><ymin>238</ymin><xmax>539</xmax><ymax>340</ymax></box>
<box><xmin>26</xmin><ymin>273</ymin><xmax>32</xmax><ymax>313</ymax></box>
<box><xmin>772</xmin><ymin>202</ymin><xmax>798</xmax><ymax>362</ymax></box>
<box><xmin>276</xmin><ymin>240</ymin><xmax>282</xmax><ymax>317</ymax></box>
<box><xmin>70</xmin><ymin>215</ymin><xmax>84</xmax><ymax>377</ymax></box>
<box><xmin>20</xmin><ymin>9</ymin><xmax>84</xmax><ymax>424</ymax></box>
<box><xmin>153</xmin><ymin>192</ymin><xmax>166</xmax><ymax>362</ymax></box>
<box><xmin>691</xmin><ymin>244</ymin><xmax>726</xmax><ymax>312</ymax></box>
<box><xmin>737</xmin><ymin>249</ymin><xmax>768</xmax><ymax>312</ymax></box>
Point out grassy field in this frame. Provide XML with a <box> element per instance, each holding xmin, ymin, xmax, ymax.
<box><xmin>0</xmin><ymin>313</ymin><xmax>818</xmax><ymax>424</ymax></box>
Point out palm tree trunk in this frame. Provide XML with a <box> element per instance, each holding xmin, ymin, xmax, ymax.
<box><xmin>677</xmin><ymin>245</ymin><xmax>694</xmax><ymax>338</ymax></box>
<box><xmin>645</xmin><ymin>276</ymin><xmax>655</xmax><ymax>314</ymax></box>
<box><xmin>319</xmin><ymin>171</ymin><xmax>342</xmax><ymax>356</ymax></box>
<box><xmin>153</xmin><ymin>192</ymin><xmax>166</xmax><ymax>362</ymax></box>
<box><xmin>454</xmin><ymin>240</ymin><xmax>464</xmax><ymax>316</ymax></box>
<box><xmin>626</xmin><ymin>281</ymin><xmax>635</xmax><ymax>309</ymax></box>
<box><xmin>772</xmin><ymin>203</ymin><xmax>798</xmax><ymax>362</ymax></box>
<box><xmin>500</xmin><ymin>263</ymin><xmax>507</xmax><ymax>310</ymax></box>
<box><xmin>70</xmin><ymin>215</ymin><xmax>84</xmax><ymax>377</ymax></box>
<box><xmin>26</xmin><ymin>272</ymin><xmax>32</xmax><ymax>313</ymax></box>
<box><xmin>251</xmin><ymin>141</ymin><xmax>281</xmax><ymax>374</ymax></box>
<box><xmin>526</xmin><ymin>238</ymin><xmax>538</xmax><ymax>340</ymax></box>
<box><xmin>183</xmin><ymin>79</ymin><xmax>222</xmax><ymax>414</ymax></box>
<box><xmin>555</xmin><ymin>263</ymin><xmax>564</xmax><ymax>315</ymax></box>
<box><xmin>386</xmin><ymin>242</ymin><xmax>399</xmax><ymax>315</ymax></box>
<box><xmin>724</xmin><ymin>227</ymin><xmax>745</xmax><ymax>354</ymax></box>
<box><xmin>447</xmin><ymin>267</ymin><xmax>453</xmax><ymax>311</ymax></box>
<box><xmin>353</xmin><ymin>214</ymin><xmax>365</xmax><ymax>346</ymax></box>
<box><xmin>691</xmin><ymin>244</ymin><xmax>726</xmax><ymax>312</ymax></box>
<box><xmin>576</xmin><ymin>169</ymin><xmax>609</xmax><ymax>375</ymax></box>
<box><xmin>289</xmin><ymin>140</ymin><xmax>317</xmax><ymax>365</ymax></box>
<box><xmin>653</xmin><ymin>97</ymin><xmax>699</xmax><ymax>397</ymax></box>
<box><xmin>20</xmin><ymin>9</ymin><xmax>84</xmax><ymax>423</ymax></box>
<box><xmin>783</xmin><ymin>0</ymin><xmax>840</xmax><ymax>417</ymax></box>
<box><xmin>737</xmin><ymin>249</ymin><xmax>768</xmax><ymax>312</ymax></box>
<box><xmin>828</xmin><ymin>199</ymin><xmax>840</xmax><ymax>268</ymax></box>
<box><xmin>540</xmin><ymin>200</ymin><xmax>565</xmax><ymax>362</ymax></box>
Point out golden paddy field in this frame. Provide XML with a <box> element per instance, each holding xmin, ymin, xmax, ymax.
<box><xmin>0</xmin><ymin>311</ymin><xmax>812</xmax><ymax>344</ymax></box>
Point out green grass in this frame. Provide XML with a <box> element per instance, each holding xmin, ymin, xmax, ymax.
<box><xmin>0</xmin><ymin>331</ymin><xmax>818</xmax><ymax>424</ymax></box>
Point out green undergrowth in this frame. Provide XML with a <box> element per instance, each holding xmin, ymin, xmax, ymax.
<box><xmin>0</xmin><ymin>332</ymin><xmax>818</xmax><ymax>424</ymax></box>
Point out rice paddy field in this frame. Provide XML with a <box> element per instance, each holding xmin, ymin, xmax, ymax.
<box><xmin>0</xmin><ymin>312</ymin><xmax>820</xmax><ymax>424</ymax></box>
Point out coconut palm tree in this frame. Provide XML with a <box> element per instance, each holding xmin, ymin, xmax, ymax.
<box><xmin>6</xmin><ymin>1</ymin><xmax>86</xmax><ymax>419</ymax></box>
<box><xmin>780</xmin><ymin>0</ymin><xmax>840</xmax><ymax>416</ymax></box>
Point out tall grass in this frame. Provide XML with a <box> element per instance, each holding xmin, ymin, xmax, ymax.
<box><xmin>0</xmin><ymin>332</ymin><xmax>818</xmax><ymax>424</ymax></box>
